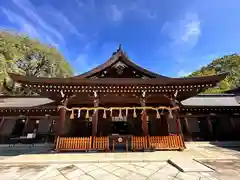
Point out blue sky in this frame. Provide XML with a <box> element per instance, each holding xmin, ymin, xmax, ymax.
<box><xmin>1</xmin><ymin>0</ymin><xmax>240</xmax><ymax>77</ymax></box>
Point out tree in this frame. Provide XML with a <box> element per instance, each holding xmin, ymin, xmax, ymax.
<box><xmin>188</xmin><ymin>54</ymin><xmax>240</xmax><ymax>93</ymax></box>
<box><xmin>0</xmin><ymin>30</ymin><xmax>73</xmax><ymax>95</ymax></box>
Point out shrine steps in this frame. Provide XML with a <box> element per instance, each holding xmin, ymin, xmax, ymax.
<box><xmin>55</xmin><ymin>135</ymin><xmax>185</xmax><ymax>152</ymax></box>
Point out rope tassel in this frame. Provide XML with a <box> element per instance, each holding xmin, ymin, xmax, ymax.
<box><xmin>126</xmin><ymin>109</ymin><xmax>128</xmax><ymax>117</ymax></box>
<box><xmin>110</xmin><ymin>108</ymin><xmax>113</xmax><ymax>117</ymax></box>
<box><xmin>168</xmin><ymin>110</ymin><xmax>173</xmax><ymax>119</ymax></box>
<box><xmin>160</xmin><ymin>109</ymin><xmax>164</xmax><ymax>115</ymax></box>
<box><xmin>77</xmin><ymin>109</ymin><xmax>81</xmax><ymax>118</ymax></box>
<box><xmin>103</xmin><ymin>109</ymin><xmax>107</xmax><ymax>119</ymax></box>
<box><xmin>133</xmin><ymin>108</ymin><xmax>137</xmax><ymax>118</ymax></box>
<box><xmin>85</xmin><ymin>110</ymin><xmax>89</xmax><ymax>119</ymax></box>
<box><xmin>156</xmin><ymin>109</ymin><xmax>161</xmax><ymax>119</ymax></box>
<box><xmin>119</xmin><ymin>109</ymin><xmax>123</xmax><ymax>118</ymax></box>
<box><xmin>70</xmin><ymin>110</ymin><xmax>74</xmax><ymax>119</ymax></box>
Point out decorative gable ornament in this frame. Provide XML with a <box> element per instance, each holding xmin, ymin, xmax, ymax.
<box><xmin>113</xmin><ymin>61</ymin><xmax>127</xmax><ymax>75</ymax></box>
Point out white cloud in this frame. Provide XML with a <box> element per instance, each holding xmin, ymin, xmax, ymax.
<box><xmin>160</xmin><ymin>12</ymin><xmax>201</xmax><ymax>63</ymax></box>
<box><xmin>1</xmin><ymin>7</ymin><xmax>59</xmax><ymax>47</ymax></box>
<box><xmin>76</xmin><ymin>0</ymin><xmax>95</xmax><ymax>10</ymax></box>
<box><xmin>72</xmin><ymin>53</ymin><xmax>97</xmax><ymax>74</ymax></box>
<box><xmin>128</xmin><ymin>2</ymin><xmax>157</xmax><ymax>19</ymax></box>
<box><xmin>2</xmin><ymin>8</ymin><xmax>39</xmax><ymax>38</ymax></box>
<box><xmin>162</xmin><ymin>12</ymin><xmax>201</xmax><ymax>49</ymax></box>
<box><xmin>109</xmin><ymin>5</ymin><xmax>123</xmax><ymax>22</ymax></box>
<box><xmin>75</xmin><ymin>0</ymin><xmax>85</xmax><ymax>8</ymax></box>
<box><xmin>12</xmin><ymin>0</ymin><xmax>65</xmax><ymax>44</ymax></box>
<box><xmin>45</xmin><ymin>8</ymin><xmax>83</xmax><ymax>38</ymax></box>
<box><xmin>177</xmin><ymin>70</ymin><xmax>191</xmax><ymax>77</ymax></box>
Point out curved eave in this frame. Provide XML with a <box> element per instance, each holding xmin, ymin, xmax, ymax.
<box><xmin>8</xmin><ymin>72</ymin><xmax>228</xmax><ymax>86</ymax></box>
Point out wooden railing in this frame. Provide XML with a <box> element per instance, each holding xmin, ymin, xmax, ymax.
<box><xmin>93</xmin><ymin>136</ymin><xmax>109</xmax><ymax>151</ymax></box>
<box><xmin>149</xmin><ymin>135</ymin><xmax>185</xmax><ymax>150</ymax></box>
<box><xmin>54</xmin><ymin>135</ymin><xmax>185</xmax><ymax>152</ymax></box>
<box><xmin>131</xmin><ymin>136</ymin><xmax>148</xmax><ymax>151</ymax></box>
<box><xmin>55</xmin><ymin>137</ymin><xmax>92</xmax><ymax>152</ymax></box>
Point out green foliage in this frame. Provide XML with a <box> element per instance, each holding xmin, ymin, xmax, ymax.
<box><xmin>0</xmin><ymin>30</ymin><xmax>73</xmax><ymax>95</ymax></box>
<box><xmin>188</xmin><ymin>54</ymin><xmax>240</xmax><ymax>93</ymax></box>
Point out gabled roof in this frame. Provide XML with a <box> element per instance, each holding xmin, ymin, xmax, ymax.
<box><xmin>73</xmin><ymin>45</ymin><xmax>169</xmax><ymax>79</ymax></box>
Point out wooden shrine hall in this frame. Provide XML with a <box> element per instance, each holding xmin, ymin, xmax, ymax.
<box><xmin>8</xmin><ymin>46</ymin><xmax>228</xmax><ymax>152</ymax></box>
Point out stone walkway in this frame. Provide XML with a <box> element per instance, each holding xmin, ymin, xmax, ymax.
<box><xmin>0</xmin><ymin>143</ymin><xmax>240</xmax><ymax>179</ymax></box>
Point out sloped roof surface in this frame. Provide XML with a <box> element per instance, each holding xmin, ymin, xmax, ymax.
<box><xmin>181</xmin><ymin>94</ymin><xmax>240</xmax><ymax>107</ymax></box>
<box><xmin>0</xmin><ymin>97</ymin><xmax>53</xmax><ymax>108</ymax></box>
<box><xmin>0</xmin><ymin>94</ymin><xmax>240</xmax><ymax>108</ymax></box>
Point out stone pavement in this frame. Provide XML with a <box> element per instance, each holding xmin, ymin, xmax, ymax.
<box><xmin>0</xmin><ymin>143</ymin><xmax>240</xmax><ymax>179</ymax></box>
<box><xmin>0</xmin><ymin>162</ymin><xmax>219</xmax><ymax>180</ymax></box>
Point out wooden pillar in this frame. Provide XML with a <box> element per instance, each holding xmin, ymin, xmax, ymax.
<box><xmin>175</xmin><ymin>114</ymin><xmax>181</xmax><ymax>134</ymax></box>
<box><xmin>92</xmin><ymin>91</ymin><xmax>99</xmax><ymax>137</ymax></box>
<box><xmin>206</xmin><ymin>115</ymin><xmax>213</xmax><ymax>140</ymax></box>
<box><xmin>164</xmin><ymin>113</ymin><xmax>170</xmax><ymax>135</ymax></box>
<box><xmin>0</xmin><ymin>117</ymin><xmax>5</xmax><ymax>132</ymax></box>
<box><xmin>0</xmin><ymin>117</ymin><xmax>5</xmax><ymax>143</ymax></box>
<box><xmin>23</xmin><ymin>116</ymin><xmax>29</xmax><ymax>135</ymax></box>
<box><xmin>184</xmin><ymin>117</ymin><xmax>190</xmax><ymax>134</ymax></box>
<box><xmin>58</xmin><ymin>92</ymin><xmax>74</xmax><ymax>136</ymax></box>
<box><xmin>140</xmin><ymin>92</ymin><xmax>149</xmax><ymax>136</ymax></box>
<box><xmin>59</xmin><ymin>107</ymin><xmax>66</xmax><ymax>135</ymax></box>
<box><xmin>206</xmin><ymin>115</ymin><xmax>213</xmax><ymax>133</ymax></box>
<box><xmin>183</xmin><ymin>117</ymin><xmax>192</xmax><ymax>140</ymax></box>
<box><xmin>229</xmin><ymin>117</ymin><xmax>236</xmax><ymax>129</ymax></box>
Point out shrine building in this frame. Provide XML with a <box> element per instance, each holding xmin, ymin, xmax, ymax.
<box><xmin>0</xmin><ymin>46</ymin><xmax>239</xmax><ymax>152</ymax></box>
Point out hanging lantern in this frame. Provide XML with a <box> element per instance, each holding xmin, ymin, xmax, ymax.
<box><xmin>133</xmin><ymin>108</ymin><xmax>137</xmax><ymax>118</ymax></box>
<box><xmin>119</xmin><ymin>109</ymin><xmax>123</xmax><ymax>118</ymax></box>
<box><xmin>77</xmin><ymin>109</ymin><xmax>81</xmax><ymax>118</ymax></box>
<box><xmin>168</xmin><ymin>110</ymin><xmax>173</xmax><ymax>119</ymax></box>
<box><xmin>70</xmin><ymin>110</ymin><xmax>74</xmax><ymax>119</ymax></box>
<box><xmin>156</xmin><ymin>109</ymin><xmax>161</xmax><ymax>119</ymax></box>
<box><xmin>85</xmin><ymin>110</ymin><xmax>89</xmax><ymax>119</ymax></box>
<box><xmin>103</xmin><ymin>109</ymin><xmax>107</xmax><ymax>119</ymax></box>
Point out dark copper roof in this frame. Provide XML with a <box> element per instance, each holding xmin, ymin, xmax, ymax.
<box><xmin>73</xmin><ymin>46</ymin><xmax>169</xmax><ymax>79</ymax></box>
<box><xmin>225</xmin><ymin>87</ymin><xmax>240</xmax><ymax>94</ymax></box>
<box><xmin>8</xmin><ymin>72</ymin><xmax>228</xmax><ymax>85</ymax></box>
